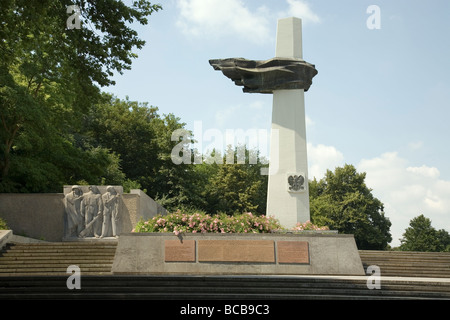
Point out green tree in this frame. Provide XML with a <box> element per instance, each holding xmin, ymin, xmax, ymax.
<box><xmin>84</xmin><ymin>94</ymin><xmax>160</xmax><ymax>182</ymax></box>
<box><xmin>202</xmin><ymin>146</ymin><xmax>268</xmax><ymax>215</ymax></box>
<box><xmin>436</xmin><ymin>229</ymin><xmax>450</xmax><ymax>252</ymax></box>
<box><xmin>399</xmin><ymin>214</ymin><xmax>449</xmax><ymax>252</ymax></box>
<box><xmin>84</xmin><ymin>93</ymin><xmax>195</xmax><ymax>208</ymax></box>
<box><xmin>148</xmin><ymin>113</ymin><xmax>196</xmax><ymax>208</ymax></box>
<box><xmin>309</xmin><ymin>164</ymin><xmax>392</xmax><ymax>250</ymax></box>
<box><xmin>0</xmin><ymin>0</ymin><xmax>161</xmax><ymax>191</ymax></box>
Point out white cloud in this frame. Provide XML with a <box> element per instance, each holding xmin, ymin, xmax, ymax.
<box><xmin>248</xmin><ymin>100</ymin><xmax>265</xmax><ymax>110</ymax></box>
<box><xmin>214</xmin><ymin>104</ymin><xmax>241</xmax><ymax>128</ymax></box>
<box><xmin>283</xmin><ymin>0</ymin><xmax>321</xmax><ymax>24</ymax></box>
<box><xmin>307</xmin><ymin>148</ymin><xmax>450</xmax><ymax>247</ymax></box>
<box><xmin>175</xmin><ymin>0</ymin><xmax>320</xmax><ymax>44</ymax></box>
<box><xmin>305</xmin><ymin>115</ymin><xmax>315</xmax><ymax>129</ymax></box>
<box><xmin>358</xmin><ymin>152</ymin><xmax>450</xmax><ymax>247</ymax></box>
<box><xmin>406</xmin><ymin>165</ymin><xmax>440</xmax><ymax>179</ymax></box>
<box><xmin>307</xmin><ymin>143</ymin><xmax>345</xmax><ymax>180</ymax></box>
<box><xmin>176</xmin><ymin>0</ymin><xmax>271</xmax><ymax>44</ymax></box>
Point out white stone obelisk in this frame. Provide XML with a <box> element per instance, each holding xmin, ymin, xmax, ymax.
<box><xmin>266</xmin><ymin>17</ymin><xmax>310</xmax><ymax>228</ymax></box>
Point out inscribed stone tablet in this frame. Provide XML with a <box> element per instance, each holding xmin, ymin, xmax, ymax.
<box><xmin>198</xmin><ymin>240</ymin><xmax>275</xmax><ymax>263</ymax></box>
<box><xmin>164</xmin><ymin>240</ymin><xmax>196</xmax><ymax>262</ymax></box>
<box><xmin>277</xmin><ymin>241</ymin><xmax>309</xmax><ymax>264</ymax></box>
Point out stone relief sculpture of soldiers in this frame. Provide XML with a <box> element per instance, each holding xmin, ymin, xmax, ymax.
<box><xmin>63</xmin><ymin>185</ymin><xmax>122</xmax><ymax>240</ymax></box>
<box><xmin>100</xmin><ymin>186</ymin><xmax>121</xmax><ymax>238</ymax></box>
<box><xmin>79</xmin><ymin>186</ymin><xmax>103</xmax><ymax>238</ymax></box>
<box><xmin>64</xmin><ymin>185</ymin><xmax>85</xmax><ymax>238</ymax></box>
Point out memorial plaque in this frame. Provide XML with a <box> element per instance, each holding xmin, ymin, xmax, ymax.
<box><xmin>164</xmin><ymin>240</ymin><xmax>196</xmax><ymax>262</ymax></box>
<box><xmin>198</xmin><ymin>240</ymin><xmax>275</xmax><ymax>263</ymax></box>
<box><xmin>277</xmin><ymin>241</ymin><xmax>309</xmax><ymax>264</ymax></box>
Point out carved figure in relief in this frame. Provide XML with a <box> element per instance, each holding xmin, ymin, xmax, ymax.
<box><xmin>64</xmin><ymin>185</ymin><xmax>84</xmax><ymax>238</ymax></box>
<box><xmin>101</xmin><ymin>186</ymin><xmax>120</xmax><ymax>238</ymax></box>
<box><xmin>79</xmin><ymin>186</ymin><xmax>103</xmax><ymax>238</ymax></box>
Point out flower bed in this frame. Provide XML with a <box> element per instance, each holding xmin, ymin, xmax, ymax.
<box><xmin>133</xmin><ymin>211</ymin><xmax>328</xmax><ymax>235</ymax></box>
<box><xmin>292</xmin><ymin>221</ymin><xmax>329</xmax><ymax>231</ymax></box>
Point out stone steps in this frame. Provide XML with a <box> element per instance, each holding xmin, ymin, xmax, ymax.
<box><xmin>359</xmin><ymin>250</ymin><xmax>450</xmax><ymax>278</ymax></box>
<box><xmin>0</xmin><ymin>242</ymin><xmax>117</xmax><ymax>276</ymax></box>
<box><xmin>0</xmin><ymin>243</ymin><xmax>449</xmax><ymax>299</ymax></box>
<box><xmin>1</xmin><ymin>275</ymin><xmax>449</xmax><ymax>300</ymax></box>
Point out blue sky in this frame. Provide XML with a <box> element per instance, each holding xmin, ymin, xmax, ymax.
<box><xmin>107</xmin><ymin>0</ymin><xmax>450</xmax><ymax>246</ymax></box>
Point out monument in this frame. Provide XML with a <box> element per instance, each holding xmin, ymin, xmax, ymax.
<box><xmin>112</xmin><ymin>17</ymin><xmax>364</xmax><ymax>276</ymax></box>
<box><xmin>63</xmin><ymin>185</ymin><xmax>123</xmax><ymax>240</ymax></box>
<box><xmin>210</xmin><ymin>17</ymin><xmax>317</xmax><ymax>229</ymax></box>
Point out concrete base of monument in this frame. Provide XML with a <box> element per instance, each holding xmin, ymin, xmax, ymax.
<box><xmin>62</xmin><ymin>236</ymin><xmax>119</xmax><ymax>242</ymax></box>
<box><xmin>112</xmin><ymin>232</ymin><xmax>365</xmax><ymax>276</ymax></box>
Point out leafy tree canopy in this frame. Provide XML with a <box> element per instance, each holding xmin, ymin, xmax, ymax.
<box><xmin>0</xmin><ymin>0</ymin><xmax>161</xmax><ymax>192</ymax></box>
<box><xmin>201</xmin><ymin>147</ymin><xmax>268</xmax><ymax>215</ymax></box>
<box><xmin>309</xmin><ymin>164</ymin><xmax>392</xmax><ymax>250</ymax></box>
<box><xmin>83</xmin><ymin>93</ymin><xmax>191</xmax><ymax>203</ymax></box>
<box><xmin>399</xmin><ymin>214</ymin><xmax>450</xmax><ymax>252</ymax></box>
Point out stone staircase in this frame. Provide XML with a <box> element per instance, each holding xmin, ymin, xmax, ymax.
<box><xmin>359</xmin><ymin>250</ymin><xmax>450</xmax><ymax>278</ymax></box>
<box><xmin>1</xmin><ymin>274</ymin><xmax>450</xmax><ymax>300</ymax></box>
<box><xmin>0</xmin><ymin>241</ymin><xmax>117</xmax><ymax>276</ymax></box>
<box><xmin>0</xmin><ymin>242</ymin><xmax>449</xmax><ymax>300</ymax></box>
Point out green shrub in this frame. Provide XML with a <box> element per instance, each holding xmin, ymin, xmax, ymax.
<box><xmin>0</xmin><ymin>218</ymin><xmax>9</xmax><ymax>230</ymax></box>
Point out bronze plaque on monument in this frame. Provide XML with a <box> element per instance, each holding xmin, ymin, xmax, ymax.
<box><xmin>277</xmin><ymin>241</ymin><xmax>309</xmax><ymax>264</ymax></box>
<box><xmin>164</xmin><ymin>240</ymin><xmax>196</xmax><ymax>262</ymax></box>
<box><xmin>198</xmin><ymin>240</ymin><xmax>275</xmax><ymax>263</ymax></box>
